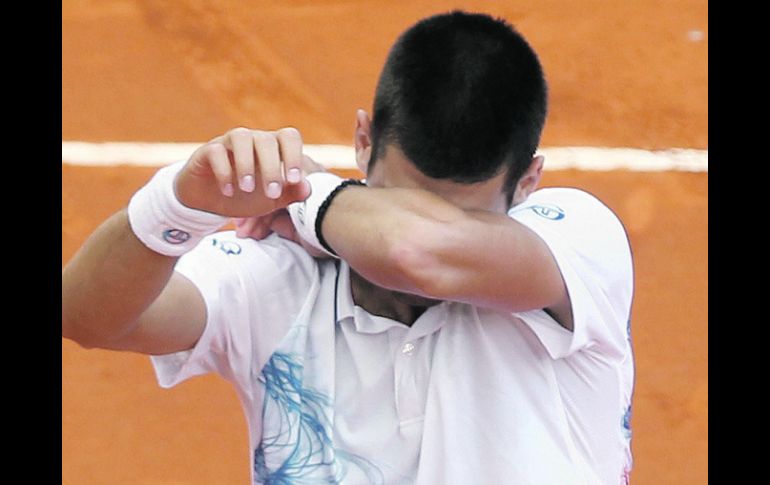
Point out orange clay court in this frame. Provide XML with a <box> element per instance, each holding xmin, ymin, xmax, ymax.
<box><xmin>62</xmin><ymin>1</ymin><xmax>707</xmax><ymax>484</ymax></box>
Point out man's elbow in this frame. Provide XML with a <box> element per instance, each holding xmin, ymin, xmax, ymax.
<box><xmin>62</xmin><ymin>285</ymin><xmax>99</xmax><ymax>348</ymax></box>
<box><xmin>62</xmin><ymin>321</ymin><xmax>97</xmax><ymax>349</ymax></box>
<box><xmin>62</xmin><ymin>308</ymin><xmax>119</xmax><ymax>350</ymax></box>
<box><xmin>62</xmin><ymin>312</ymin><xmax>99</xmax><ymax>349</ymax></box>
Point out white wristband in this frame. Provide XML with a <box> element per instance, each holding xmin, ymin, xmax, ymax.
<box><xmin>127</xmin><ymin>160</ymin><xmax>229</xmax><ymax>257</ymax></box>
<box><xmin>287</xmin><ymin>172</ymin><xmax>345</xmax><ymax>258</ymax></box>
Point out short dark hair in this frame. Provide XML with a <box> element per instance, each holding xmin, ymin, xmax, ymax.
<box><xmin>369</xmin><ymin>11</ymin><xmax>548</xmax><ymax>203</ymax></box>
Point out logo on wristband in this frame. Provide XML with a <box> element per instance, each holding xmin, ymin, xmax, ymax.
<box><xmin>163</xmin><ymin>228</ymin><xmax>192</xmax><ymax>244</ymax></box>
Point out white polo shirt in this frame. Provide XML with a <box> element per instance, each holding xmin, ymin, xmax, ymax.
<box><xmin>151</xmin><ymin>187</ymin><xmax>635</xmax><ymax>485</ymax></box>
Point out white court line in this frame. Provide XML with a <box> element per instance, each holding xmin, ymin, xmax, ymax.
<box><xmin>62</xmin><ymin>141</ymin><xmax>708</xmax><ymax>172</ymax></box>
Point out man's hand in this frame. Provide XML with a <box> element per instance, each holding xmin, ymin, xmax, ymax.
<box><xmin>234</xmin><ymin>208</ymin><xmax>330</xmax><ymax>259</ymax></box>
<box><xmin>230</xmin><ymin>150</ymin><xmax>330</xmax><ymax>258</ymax></box>
<box><xmin>175</xmin><ymin>127</ymin><xmax>315</xmax><ymax>218</ymax></box>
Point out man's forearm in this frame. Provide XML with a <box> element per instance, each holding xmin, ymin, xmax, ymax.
<box><xmin>319</xmin><ymin>186</ymin><xmax>567</xmax><ymax>314</ymax></box>
<box><xmin>62</xmin><ymin>209</ymin><xmax>178</xmax><ymax>347</ymax></box>
<box><xmin>320</xmin><ymin>186</ymin><xmax>468</xmax><ymax>297</ymax></box>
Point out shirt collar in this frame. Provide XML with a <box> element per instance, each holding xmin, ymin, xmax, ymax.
<box><xmin>335</xmin><ymin>261</ymin><xmax>403</xmax><ymax>334</ymax></box>
<box><xmin>334</xmin><ymin>260</ymin><xmax>355</xmax><ymax>323</ymax></box>
<box><xmin>335</xmin><ymin>261</ymin><xmax>450</xmax><ymax>337</ymax></box>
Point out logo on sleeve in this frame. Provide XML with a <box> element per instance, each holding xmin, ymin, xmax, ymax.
<box><xmin>163</xmin><ymin>228</ymin><xmax>191</xmax><ymax>244</ymax></box>
<box><xmin>531</xmin><ymin>204</ymin><xmax>565</xmax><ymax>220</ymax></box>
<box><xmin>211</xmin><ymin>238</ymin><xmax>242</xmax><ymax>255</ymax></box>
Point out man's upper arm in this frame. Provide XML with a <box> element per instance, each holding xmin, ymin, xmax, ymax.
<box><xmin>403</xmin><ymin>209</ymin><xmax>570</xmax><ymax>322</ymax></box>
<box><xmin>101</xmin><ymin>232</ymin><xmax>319</xmax><ymax>363</ymax></box>
<box><xmin>98</xmin><ymin>271</ymin><xmax>207</xmax><ymax>355</ymax></box>
<box><xmin>509</xmin><ymin>188</ymin><xmax>634</xmax><ymax>358</ymax></box>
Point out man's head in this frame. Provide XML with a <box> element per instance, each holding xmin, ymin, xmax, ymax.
<box><xmin>355</xmin><ymin>11</ymin><xmax>548</xmax><ymax>210</ymax></box>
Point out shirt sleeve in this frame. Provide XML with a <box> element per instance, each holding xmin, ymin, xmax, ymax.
<box><xmin>150</xmin><ymin>231</ymin><xmax>320</xmax><ymax>389</ymax></box>
<box><xmin>508</xmin><ymin>188</ymin><xmax>634</xmax><ymax>360</ymax></box>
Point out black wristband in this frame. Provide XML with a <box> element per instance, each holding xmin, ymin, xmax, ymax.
<box><xmin>315</xmin><ymin>178</ymin><xmax>367</xmax><ymax>256</ymax></box>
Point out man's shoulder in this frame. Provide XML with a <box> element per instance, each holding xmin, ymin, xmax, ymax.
<box><xmin>511</xmin><ymin>187</ymin><xmax>608</xmax><ymax>215</ymax></box>
<box><xmin>511</xmin><ymin>187</ymin><xmax>626</xmax><ymax>235</ymax></box>
<box><xmin>509</xmin><ymin>187</ymin><xmax>633</xmax><ymax>280</ymax></box>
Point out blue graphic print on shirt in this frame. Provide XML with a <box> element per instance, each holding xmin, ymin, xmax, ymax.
<box><xmin>622</xmin><ymin>405</ymin><xmax>632</xmax><ymax>440</ymax></box>
<box><xmin>254</xmin><ymin>352</ymin><xmax>383</xmax><ymax>484</ymax></box>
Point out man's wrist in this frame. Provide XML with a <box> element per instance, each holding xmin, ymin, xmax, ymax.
<box><xmin>127</xmin><ymin>161</ymin><xmax>229</xmax><ymax>257</ymax></box>
<box><xmin>286</xmin><ymin>172</ymin><xmax>344</xmax><ymax>257</ymax></box>
<box><xmin>314</xmin><ymin>179</ymin><xmax>367</xmax><ymax>255</ymax></box>
<box><xmin>286</xmin><ymin>173</ymin><xmax>366</xmax><ymax>257</ymax></box>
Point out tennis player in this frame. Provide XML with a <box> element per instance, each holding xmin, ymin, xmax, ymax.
<box><xmin>63</xmin><ymin>11</ymin><xmax>634</xmax><ymax>484</ymax></box>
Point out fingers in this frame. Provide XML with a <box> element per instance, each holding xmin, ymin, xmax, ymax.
<box><xmin>253</xmin><ymin>127</ymin><xmax>304</xmax><ymax>200</ymax></box>
<box><xmin>252</xmin><ymin>131</ymin><xmax>284</xmax><ymax>200</ymax></box>
<box><xmin>233</xmin><ymin>211</ymin><xmax>300</xmax><ymax>244</ymax></box>
<box><xmin>197</xmin><ymin>142</ymin><xmax>235</xmax><ymax>197</ymax></box>
<box><xmin>234</xmin><ymin>215</ymin><xmax>263</xmax><ymax>239</ymax></box>
<box><xmin>228</xmin><ymin>128</ymin><xmax>257</xmax><ymax>193</ymax></box>
<box><xmin>234</xmin><ymin>213</ymin><xmax>276</xmax><ymax>239</ymax></box>
<box><xmin>211</xmin><ymin>127</ymin><xmax>309</xmax><ymax>201</ymax></box>
<box><xmin>269</xmin><ymin>211</ymin><xmax>298</xmax><ymax>241</ymax></box>
<box><xmin>276</xmin><ymin>127</ymin><xmax>304</xmax><ymax>184</ymax></box>
<box><xmin>276</xmin><ymin>179</ymin><xmax>311</xmax><ymax>205</ymax></box>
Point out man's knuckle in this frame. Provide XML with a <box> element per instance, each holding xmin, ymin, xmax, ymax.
<box><xmin>204</xmin><ymin>142</ymin><xmax>226</xmax><ymax>157</ymax></box>
<box><xmin>229</xmin><ymin>127</ymin><xmax>250</xmax><ymax>138</ymax></box>
<box><xmin>253</xmin><ymin>131</ymin><xmax>276</xmax><ymax>145</ymax></box>
<box><xmin>279</xmin><ymin>126</ymin><xmax>301</xmax><ymax>140</ymax></box>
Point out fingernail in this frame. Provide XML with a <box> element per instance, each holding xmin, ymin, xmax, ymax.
<box><xmin>240</xmin><ymin>175</ymin><xmax>256</xmax><ymax>192</ymax></box>
<box><xmin>266</xmin><ymin>182</ymin><xmax>282</xmax><ymax>199</ymax></box>
<box><xmin>222</xmin><ymin>183</ymin><xmax>234</xmax><ymax>197</ymax></box>
<box><xmin>287</xmin><ymin>168</ymin><xmax>301</xmax><ymax>183</ymax></box>
<box><xmin>233</xmin><ymin>217</ymin><xmax>245</xmax><ymax>226</ymax></box>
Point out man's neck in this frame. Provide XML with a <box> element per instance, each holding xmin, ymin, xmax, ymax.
<box><xmin>348</xmin><ymin>269</ymin><xmax>428</xmax><ymax>327</ymax></box>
